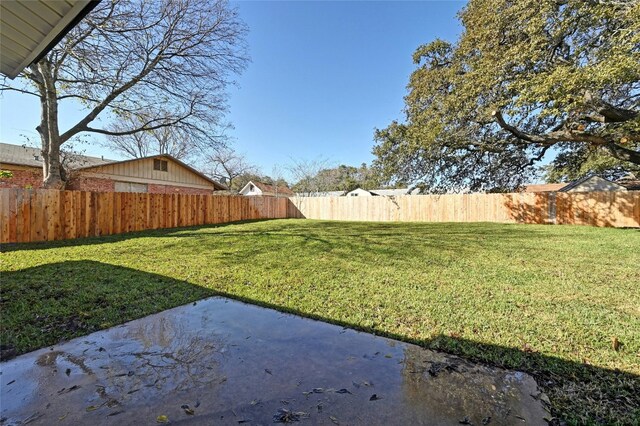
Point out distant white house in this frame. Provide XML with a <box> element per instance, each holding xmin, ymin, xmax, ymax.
<box><xmin>345</xmin><ymin>187</ymin><xmax>421</xmax><ymax>197</ymax></box>
<box><xmin>523</xmin><ymin>175</ymin><xmax>629</xmax><ymax>193</ymax></box>
<box><xmin>239</xmin><ymin>180</ymin><xmax>294</xmax><ymax>197</ymax></box>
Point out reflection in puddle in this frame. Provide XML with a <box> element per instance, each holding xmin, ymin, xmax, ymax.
<box><xmin>1</xmin><ymin>297</ymin><xmax>548</xmax><ymax>425</ymax></box>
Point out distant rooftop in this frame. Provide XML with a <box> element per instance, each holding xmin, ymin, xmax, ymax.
<box><xmin>521</xmin><ymin>183</ymin><xmax>568</xmax><ymax>193</ymax></box>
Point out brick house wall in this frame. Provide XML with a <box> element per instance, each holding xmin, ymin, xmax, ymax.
<box><xmin>0</xmin><ymin>168</ymin><xmax>43</xmax><ymax>189</ymax></box>
<box><xmin>66</xmin><ymin>175</ymin><xmax>115</xmax><ymax>192</ymax></box>
<box><xmin>148</xmin><ymin>183</ymin><xmax>214</xmax><ymax>195</ymax></box>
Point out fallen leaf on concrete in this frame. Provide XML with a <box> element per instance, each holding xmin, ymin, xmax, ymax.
<box><xmin>156</xmin><ymin>414</ymin><xmax>169</xmax><ymax>423</ymax></box>
<box><xmin>273</xmin><ymin>408</ymin><xmax>309</xmax><ymax>423</ymax></box>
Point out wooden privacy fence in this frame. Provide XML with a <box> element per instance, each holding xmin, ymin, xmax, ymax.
<box><xmin>288</xmin><ymin>191</ymin><xmax>640</xmax><ymax>228</ymax></box>
<box><xmin>1</xmin><ymin>189</ymin><xmax>638</xmax><ymax>244</ymax></box>
<box><xmin>0</xmin><ymin>189</ymin><xmax>294</xmax><ymax>244</ymax></box>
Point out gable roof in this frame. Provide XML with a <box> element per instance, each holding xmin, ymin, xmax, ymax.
<box><xmin>251</xmin><ymin>181</ymin><xmax>294</xmax><ymax>196</ymax></box>
<box><xmin>523</xmin><ymin>176</ymin><xmax>631</xmax><ymax>193</ymax></box>
<box><xmin>1</xmin><ymin>0</ymin><xmax>99</xmax><ymax>79</ymax></box>
<box><xmin>240</xmin><ymin>180</ymin><xmax>294</xmax><ymax>196</ymax></box>
<box><xmin>79</xmin><ymin>154</ymin><xmax>227</xmax><ymax>190</ymax></box>
<box><xmin>558</xmin><ymin>175</ymin><xmax>626</xmax><ymax>192</ymax></box>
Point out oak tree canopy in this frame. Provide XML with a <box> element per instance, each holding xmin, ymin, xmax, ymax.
<box><xmin>373</xmin><ymin>0</ymin><xmax>639</xmax><ymax>192</ymax></box>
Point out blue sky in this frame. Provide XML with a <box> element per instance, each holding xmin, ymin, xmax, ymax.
<box><xmin>0</xmin><ymin>1</ymin><xmax>465</xmax><ymax>177</ymax></box>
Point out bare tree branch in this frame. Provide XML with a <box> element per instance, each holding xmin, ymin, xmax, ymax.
<box><xmin>3</xmin><ymin>0</ymin><xmax>249</xmax><ymax>188</ymax></box>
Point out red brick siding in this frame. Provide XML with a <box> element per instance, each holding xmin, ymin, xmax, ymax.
<box><xmin>0</xmin><ymin>168</ymin><xmax>43</xmax><ymax>189</ymax></box>
<box><xmin>66</xmin><ymin>175</ymin><xmax>115</xmax><ymax>192</ymax></box>
<box><xmin>148</xmin><ymin>183</ymin><xmax>214</xmax><ymax>195</ymax></box>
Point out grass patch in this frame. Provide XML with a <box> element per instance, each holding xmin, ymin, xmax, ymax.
<box><xmin>1</xmin><ymin>220</ymin><xmax>638</xmax><ymax>423</ymax></box>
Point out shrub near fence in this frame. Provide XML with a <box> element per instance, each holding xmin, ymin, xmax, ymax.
<box><xmin>289</xmin><ymin>191</ymin><xmax>640</xmax><ymax>228</ymax></box>
<box><xmin>0</xmin><ymin>189</ymin><xmax>293</xmax><ymax>244</ymax></box>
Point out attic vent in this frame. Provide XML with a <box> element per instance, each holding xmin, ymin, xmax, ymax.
<box><xmin>33</xmin><ymin>154</ymin><xmax>39</xmax><ymax>161</ymax></box>
<box><xmin>153</xmin><ymin>159</ymin><xmax>168</xmax><ymax>172</ymax></box>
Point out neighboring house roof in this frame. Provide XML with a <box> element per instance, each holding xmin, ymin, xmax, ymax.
<box><xmin>615</xmin><ymin>175</ymin><xmax>640</xmax><ymax>191</ymax></box>
<box><xmin>0</xmin><ymin>142</ymin><xmax>111</xmax><ymax>169</ymax></box>
<box><xmin>523</xmin><ymin>176</ymin><xmax>630</xmax><ymax>193</ymax></box>
<box><xmin>346</xmin><ymin>187</ymin><xmax>420</xmax><ymax>196</ymax></box>
<box><xmin>522</xmin><ymin>183</ymin><xmax>568</xmax><ymax>193</ymax></box>
<box><xmin>0</xmin><ymin>0</ymin><xmax>99</xmax><ymax>79</ymax></box>
<box><xmin>239</xmin><ymin>180</ymin><xmax>294</xmax><ymax>196</ymax></box>
<box><xmin>371</xmin><ymin>188</ymin><xmax>421</xmax><ymax>196</ymax></box>
<box><xmin>296</xmin><ymin>190</ymin><xmax>346</xmax><ymax>197</ymax></box>
<box><xmin>0</xmin><ymin>142</ymin><xmax>226</xmax><ymax>190</ymax></box>
<box><xmin>558</xmin><ymin>175</ymin><xmax>626</xmax><ymax>193</ymax></box>
<box><xmin>252</xmin><ymin>181</ymin><xmax>294</xmax><ymax>196</ymax></box>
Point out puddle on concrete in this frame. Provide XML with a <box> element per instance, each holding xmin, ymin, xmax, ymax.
<box><xmin>1</xmin><ymin>297</ymin><xmax>549</xmax><ymax>425</ymax></box>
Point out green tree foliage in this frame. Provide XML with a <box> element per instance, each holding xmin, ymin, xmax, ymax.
<box><xmin>290</xmin><ymin>163</ymin><xmax>383</xmax><ymax>194</ymax></box>
<box><xmin>373</xmin><ymin>0</ymin><xmax>639</xmax><ymax>192</ymax></box>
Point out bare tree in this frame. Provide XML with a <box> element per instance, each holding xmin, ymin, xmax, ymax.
<box><xmin>206</xmin><ymin>147</ymin><xmax>257</xmax><ymax>189</ymax></box>
<box><xmin>271</xmin><ymin>164</ymin><xmax>286</xmax><ymax>197</ymax></box>
<box><xmin>288</xmin><ymin>157</ymin><xmax>332</xmax><ymax>196</ymax></box>
<box><xmin>1</xmin><ymin>0</ymin><xmax>248</xmax><ymax>188</ymax></box>
<box><xmin>104</xmin><ymin>113</ymin><xmax>229</xmax><ymax>161</ymax></box>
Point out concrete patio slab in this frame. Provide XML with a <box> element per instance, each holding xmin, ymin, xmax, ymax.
<box><xmin>1</xmin><ymin>297</ymin><xmax>549</xmax><ymax>425</ymax></box>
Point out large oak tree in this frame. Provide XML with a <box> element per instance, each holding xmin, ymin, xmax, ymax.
<box><xmin>1</xmin><ymin>0</ymin><xmax>248</xmax><ymax>188</ymax></box>
<box><xmin>373</xmin><ymin>0</ymin><xmax>639</xmax><ymax>192</ymax></box>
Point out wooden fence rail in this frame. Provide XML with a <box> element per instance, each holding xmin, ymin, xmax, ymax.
<box><xmin>288</xmin><ymin>191</ymin><xmax>640</xmax><ymax>228</ymax></box>
<box><xmin>0</xmin><ymin>189</ymin><xmax>294</xmax><ymax>244</ymax></box>
<box><xmin>1</xmin><ymin>189</ymin><xmax>638</xmax><ymax>244</ymax></box>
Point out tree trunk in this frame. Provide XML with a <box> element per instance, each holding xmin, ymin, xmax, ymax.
<box><xmin>42</xmin><ymin>135</ymin><xmax>65</xmax><ymax>189</ymax></box>
<box><xmin>37</xmin><ymin>60</ymin><xmax>65</xmax><ymax>189</ymax></box>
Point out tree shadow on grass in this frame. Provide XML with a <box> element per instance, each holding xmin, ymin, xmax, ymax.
<box><xmin>0</xmin><ymin>219</ymin><xmax>281</xmax><ymax>253</ymax></box>
<box><xmin>1</xmin><ymin>260</ymin><xmax>638</xmax><ymax>424</ymax></box>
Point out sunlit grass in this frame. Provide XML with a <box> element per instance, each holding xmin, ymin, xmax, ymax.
<box><xmin>1</xmin><ymin>219</ymin><xmax>638</xmax><ymax>423</ymax></box>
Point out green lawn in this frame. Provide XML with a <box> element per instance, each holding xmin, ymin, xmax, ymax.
<box><xmin>1</xmin><ymin>220</ymin><xmax>638</xmax><ymax>424</ymax></box>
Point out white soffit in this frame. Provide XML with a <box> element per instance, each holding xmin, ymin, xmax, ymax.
<box><xmin>0</xmin><ymin>0</ymin><xmax>95</xmax><ymax>79</ymax></box>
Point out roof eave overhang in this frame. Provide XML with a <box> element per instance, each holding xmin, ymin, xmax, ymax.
<box><xmin>2</xmin><ymin>0</ymin><xmax>100</xmax><ymax>79</ymax></box>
